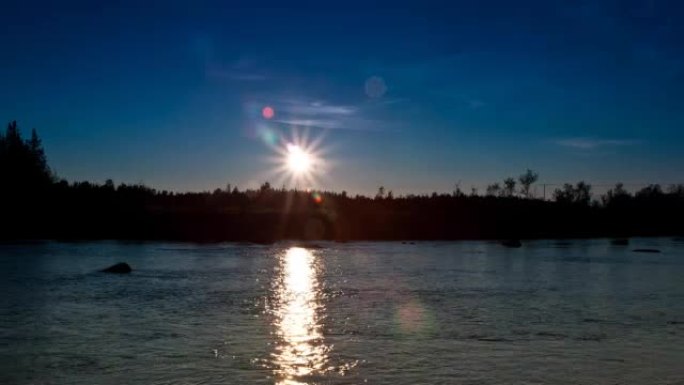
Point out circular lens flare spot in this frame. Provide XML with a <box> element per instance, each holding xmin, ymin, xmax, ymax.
<box><xmin>312</xmin><ymin>192</ymin><xmax>322</xmax><ymax>204</ymax></box>
<box><xmin>286</xmin><ymin>144</ymin><xmax>312</xmax><ymax>174</ymax></box>
<box><xmin>262</xmin><ymin>106</ymin><xmax>275</xmax><ymax>119</ymax></box>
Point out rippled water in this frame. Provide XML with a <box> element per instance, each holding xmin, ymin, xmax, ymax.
<box><xmin>1</xmin><ymin>239</ymin><xmax>683</xmax><ymax>384</ymax></box>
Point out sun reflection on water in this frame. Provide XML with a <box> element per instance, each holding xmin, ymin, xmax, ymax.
<box><xmin>272</xmin><ymin>247</ymin><xmax>328</xmax><ymax>385</ymax></box>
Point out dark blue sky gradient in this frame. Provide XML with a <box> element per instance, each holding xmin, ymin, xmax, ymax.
<box><xmin>2</xmin><ymin>0</ymin><xmax>683</xmax><ymax>194</ymax></box>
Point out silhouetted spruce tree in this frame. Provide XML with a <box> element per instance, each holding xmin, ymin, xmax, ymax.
<box><xmin>0</xmin><ymin>121</ymin><xmax>53</xmax><ymax>196</ymax></box>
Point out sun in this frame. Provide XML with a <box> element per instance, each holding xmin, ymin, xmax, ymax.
<box><xmin>262</xmin><ymin>128</ymin><xmax>329</xmax><ymax>190</ymax></box>
<box><xmin>286</xmin><ymin>144</ymin><xmax>312</xmax><ymax>174</ymax></box>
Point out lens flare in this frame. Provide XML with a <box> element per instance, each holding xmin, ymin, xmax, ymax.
<box><xmin>262</xmin><ymin>106</ymin><xmax>275</xmax><ymax>119</ymax></box>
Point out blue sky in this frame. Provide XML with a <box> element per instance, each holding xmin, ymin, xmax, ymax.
<box><xmin>2</xmin><ymin>0</ymin><xmax>683</xmax><ymax>195</ymax></box>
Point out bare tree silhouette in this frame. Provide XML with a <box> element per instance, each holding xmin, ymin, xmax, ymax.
<box><xmin>503</xmin><ymin>178</ymin><xmax>516</xmax><ymax>197</ymax></box>
<box><xmin>518</xmin><ymin>169</ymin><xmax>538</xmax><ymax>198</ymax></box>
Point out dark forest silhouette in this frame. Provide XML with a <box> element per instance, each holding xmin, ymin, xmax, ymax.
<box><xmin>1</xmin><ymin>121</ymin><xmax>683</xmax><ymax>242</ymax></box>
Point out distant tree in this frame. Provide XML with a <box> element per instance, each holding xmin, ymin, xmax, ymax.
<box><xmin>5</xmin><ymin>121</ymin><xmax>21</xmax><ymax>144</ymax></box>
<box><xmin>260</xmin><ymin>182</ymin><xmax>272</xmax><ymax>192</ymax></box>
<box><xmin>518</xmin><ymin>169</ymin><xmax>539</xmax><ymax>198</ymax></box>
<box><xmin>503</xmin><ymin>178</ymin><xmax>516</xmax><ymax>197</ymax></box>
<box><xmin>386</xmin><ymin>190</ymin><xmax>394</xmax><ymax>200</ymax></box>
<box><xmin>601</xmin><ymin>183</ymin><xmax>630</xmax><ymax>207</ymax></box>
<box><xmin>667</xmin><ymin>184</ymin><xmax>684</xmax><ymax>197</ymax></box>
<box><xmin>452</xmin><ymin>181</ymin><xmax>465</xmax><ymax>197</ymax></box>
<box><xmin>486</xmin><ymin>183</ymin><xmax>501</xmax><ymax>197</ymax></box>
<box><xmin>636</xmin><ymin>184</ymin><xmax>663</xmax><ymax>199</ymax></box>
<box><xmin>553</xmin><ymin>183</ymin><xmax>575</xmax><ymax>204</ymax></box>
<box><xmin>553</xmin><ymin>181</ymin><xmax>592</xmax><ymax>206</ymax></box>
<box><xmin>470</xmin><ymin>186</ymin><xmax>478</xmax><ymax>196</ymax></box>
<box><xmin>29</xmin><ymin>129</ymin><xmax>48</xmax><ymax>173</ymax></box>
<box><xmin>0</xmin><ymin>121</ymin><xmax>53</xmax><ymax>193</ymax></box>
<box><xmin>375</xmin><ymin>186</ymin><xmax>385</xmax><ymax>199</ymax></box>
<box><xmin>574</xmin><ymin>181</ymin><xmax>592</xmax><ymax>205</ymax></box>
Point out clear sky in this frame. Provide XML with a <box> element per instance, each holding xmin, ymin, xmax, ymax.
<box><xmin>2</xmin><ymin>0</ymin><xmax>683</xmax><ymax>195</ymax></box>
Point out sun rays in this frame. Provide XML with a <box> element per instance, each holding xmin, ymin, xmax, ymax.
<box><xmin>264</xmin><ymin>127</ymin><xmax>329</xmax><ymax>190</ymax></box>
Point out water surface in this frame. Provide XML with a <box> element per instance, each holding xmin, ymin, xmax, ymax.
<box><xmin>1</xmin><ymin>239</ymin><xmax>683</xmax><ymax>384</ymax></box>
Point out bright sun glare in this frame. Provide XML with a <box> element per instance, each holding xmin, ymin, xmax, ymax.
<box><xmin>286</xmin><ymin>144</ymin><xmax>312</xmax><ymax>174</ymax></box>
<box><xmin>267</xmin><ymin>130</ymin><xmax>326</xmax><ymax>189</ymax></box>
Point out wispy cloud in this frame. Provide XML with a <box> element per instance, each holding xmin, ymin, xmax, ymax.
<box><xmin>271</xmin><ymin>100</ymin><xmax>365</xmax><ymax>130</ymax></box>
<box><xmin>254</xmin><ymin>97</ymin><xmax>399</xmax><ymax>131</ymax></box>
<box><xmin>367</xmin><ymin>97</ymin><xmax>411</xmax><ymax>107</ymax></box>
<box><xmin>273</xmin><ymin>117</ymin><xmax>392</xmax><ymax>131</ymax></box>
<box><xmin>554</xmin><ymin>137</ymin><xmax>639</xmax><ymax>149</ymax></box>
<box><xmin>205</xmin><ymin>56</ymin><xmax>268</xmax><ymax>82</ymax></box>
<box><xmin>284</xmin><ymin>101</ymin><xmax>356</xmax><ymax>116</ymax></box>
<box><xmin>273</xmin><ymin>118</ymin><xmax>342</xmax><ymax>129</ymax></box>
<box><xmin>206</xmin><ymin>68</ymin><xmax>268</xmax><ymax>81</ymax></box>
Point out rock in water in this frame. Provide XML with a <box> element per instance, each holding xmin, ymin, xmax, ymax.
<box><xmin>101</xmin><ymin>262</ymin><xmax>132</xmax><ymax>274</ymax></box>
<box><xmin>632</xmin><ymin>249</ymin><xmax>661</xmax><ymax>254</ymax></box>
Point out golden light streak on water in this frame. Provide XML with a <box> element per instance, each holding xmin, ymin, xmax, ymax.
<box><xmin>272</xmin><ymin>247</ymin><xmax>328</xmax><ymax>385</ymax></box>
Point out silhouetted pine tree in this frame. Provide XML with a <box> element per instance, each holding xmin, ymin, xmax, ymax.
<box><xmin>0</xmin><ymin>121</ymin><xmax>53</xmax><ymax>195</ymax></box>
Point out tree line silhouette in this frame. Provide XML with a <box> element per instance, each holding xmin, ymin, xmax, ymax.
<box><xmin>1</xmin><ymin>121</ymin><xmax>682</xmax><ymax>242</ymax></box>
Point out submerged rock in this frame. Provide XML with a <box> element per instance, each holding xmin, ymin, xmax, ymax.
<box><xmin>101</xmin><ymin>262</ymin><xmax>132</xmax><ymax>274</ymax></box>
<box><xmin>632</xmin><ymin>248</ymin><xmax>661</xmax><ymax>254</ymax></box>
<box><xmin>500</xmin><ymin>239</ymin><xmax>522</xmax><ymax>248</ymax></box>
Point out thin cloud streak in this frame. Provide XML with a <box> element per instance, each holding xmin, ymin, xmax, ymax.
<box><xmin>206</xmin><ymin>66</ymin><xmax>268</xmax><ymax>81</ymax></box>
<box><xmin>274</xmin><ymin>118</ymin><xmax>342</xmax><ymax>129</ymax></box>
<box><xmin>274</xmin><ymin>117</ymin><xmax>395</xmax><ymax>132</ymax></box>
<box><xmin>205</xmin><ymin>55</ymin><xmax>268</xmax><ymax>82</ymax></box>
<box><xmin>281</xmin><ymin>100</ymin><xmax>356</xmax><ymax>116</ymax></box>
<box><xmin>554</xmin><ymin>138</ymin><xmax>640</xmax><ymax>149</ymax></box>
<box><xmin>265</xmin><ymin>98</ymin><xmax>402</xmax><ymax>132</ymax></box>
<box><xmin>273</xmin><ymin>99</ymin><xmax>359</xmax><ymax>130</ymax></box>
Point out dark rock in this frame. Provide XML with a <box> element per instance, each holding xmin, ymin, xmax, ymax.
<box><xmin>632</xmin><ymin>248</ymin><xmax>661</xmax><ymax>253</ymax></box>
<box><xmin>500</xmin><ymin>239</ymin><xmax>522</xmax><ymax>248</ymax></box>
<box><xmin>101</xmin><ymin>262</ymin><xmax>132</xmax><ymax>274</ymax></box>
<box><xmin>611</xmin><ymin>238</ymin><xmax>629</xmax><ymax>246</ymax></box>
